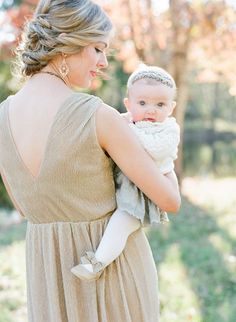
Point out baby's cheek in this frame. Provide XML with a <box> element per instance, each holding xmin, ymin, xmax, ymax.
<box><xmin>132</xmin><ymin>113</ymin><xmax>144</xmax><ymax>122</ymax></box>
<box><xmin>156</xmin><ymin>116</ymin><xmax>165</xmax><ymax>122</ymax></box>
<box><xmin>156</xmin><ymin>111</ymin><xmax>168</xmax><ymax>122</ymax></box>
<box><xmin>129</xmin><ymin>110</ymin><xmax>137</xmax><ymax>121</ymax></box>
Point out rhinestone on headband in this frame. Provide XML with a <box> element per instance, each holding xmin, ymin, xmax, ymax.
<box><xmin>128</xmin><ymin>70</ymin><xmax>175</xmax><ymax>89</ymax></box>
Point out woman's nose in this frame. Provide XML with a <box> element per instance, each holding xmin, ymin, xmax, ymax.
<box><xmin>97</xmin><ymin>53</ymin><xmax>108</xmax><ymax>69</ymax></box>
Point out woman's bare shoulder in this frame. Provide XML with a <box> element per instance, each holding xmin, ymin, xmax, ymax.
<box><xmin>96</xmin><ymin>103</ymin><xmax>130</xmax><ymax>136</ymax></box>
<box><xmin>96</xmin><ymin>102</ymin><xmax>122</xmax><ymax>120</ymax></box>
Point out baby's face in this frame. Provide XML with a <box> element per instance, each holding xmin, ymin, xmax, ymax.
<box><xmin>125</xmin><ymin>80</ymin><xmax>176</xmax><ymax>123</ymax></box>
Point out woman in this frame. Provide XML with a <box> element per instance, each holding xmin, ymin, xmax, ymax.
<box><xmin>0</xmin><ymin>0</ymin><xmax>180</xmax><ymax>321</ymax></box>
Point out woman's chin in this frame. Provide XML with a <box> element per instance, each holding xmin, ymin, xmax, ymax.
<box><xmin>81</xmin><ymin>79</ymin><xmax>92</xmax><ymax>89</ymax></box>
<box><xmin>71</xmin><ymin>80</ymin><xmax>91</xmax><ymax>90</ymax></box>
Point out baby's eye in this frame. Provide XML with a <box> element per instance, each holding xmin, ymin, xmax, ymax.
<box><xmin>139</xmin><ymin>100</ymin><xmax>146</xmax><ymax>106</ymax></box>
<box><xmin>157</xmin><ymin>102</ymin><xmax>164</xmax><ymax>107</ymax></box>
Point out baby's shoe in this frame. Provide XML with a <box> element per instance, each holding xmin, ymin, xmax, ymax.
<box><xmin>71</xmin><ymin>251</ymin><xmax>105</xmax><ymax>281</ymax></box>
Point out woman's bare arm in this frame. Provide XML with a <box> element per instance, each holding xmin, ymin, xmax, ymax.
<box><xmin>96</xmin><ymin>104</ymin><xmax>181</xmax><ymax>213</ymax></box>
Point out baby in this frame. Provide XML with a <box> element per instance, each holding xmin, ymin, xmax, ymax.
<box><xmin>71</xmin><ymin>64</ymin><xmax>180</xmax><ymax>280</ymax></box>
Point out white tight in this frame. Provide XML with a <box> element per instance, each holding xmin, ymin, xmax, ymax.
<box><xmin>95</xmin><ymin>209</ymin><xmax>141</xmax><ymax>267</ymax></box>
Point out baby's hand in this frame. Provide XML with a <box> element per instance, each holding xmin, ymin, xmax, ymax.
<box><xmin>121</xmin><ymin>112</ymin><xmax>133</xmax><ymax>123</ymax></box>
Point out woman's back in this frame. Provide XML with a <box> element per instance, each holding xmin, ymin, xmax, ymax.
<box><xmin>0</xmin><ymin>91</ymin><xmax>116</xmax><ymax>223</ymax></box>
<box><xmin>5</xmin><ymin>76</ymin><xmax>74</xmax><ymax>178</ymax></box>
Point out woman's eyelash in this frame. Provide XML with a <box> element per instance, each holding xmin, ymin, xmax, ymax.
<box><xmin>95</xmin><ymin>48</ymin><xmax>103</xmax><ymax>53</ymax></box>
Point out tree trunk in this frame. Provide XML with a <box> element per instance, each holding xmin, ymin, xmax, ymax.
<box><xmin>126</xmin><ymin>0</ymin><xmax>146</xmax><ymax>61</ymax></box>
<box><xmin>168</xmin><ymin>0</ymin><xmax>193</xmax><ymax>184</ymax></box>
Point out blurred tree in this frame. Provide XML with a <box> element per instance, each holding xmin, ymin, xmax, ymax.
<box><xmin>0</xmin><ymin>0</ymin><xmax>36</xmax><ymax>100</ymax></box>
<box><xmin>99</xmin><ymin>0</ymin><xmax>236</xmax><ymax>181</ymax></box>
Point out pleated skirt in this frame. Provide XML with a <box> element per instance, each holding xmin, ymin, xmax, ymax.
<box><xmin>26</xmin><ymin>216</ymin><xmax>159</xmax><ymax>322</ymax></box>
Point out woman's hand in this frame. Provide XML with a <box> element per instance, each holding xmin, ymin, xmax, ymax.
<box><xmin>96</xmin><ymin>104</ymin><xmax>181</xmax><ymax>213</ymax></box>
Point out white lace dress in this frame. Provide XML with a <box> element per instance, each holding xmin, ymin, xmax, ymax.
<box><xmin>114</xmin><ymin>117</ymin><xmax>180</xmax><ymax>226</ymax></box>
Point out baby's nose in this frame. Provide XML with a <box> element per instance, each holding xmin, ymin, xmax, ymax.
<box><xmin>147</xmin><ymin>107</ymin><xmax>156</xmax><ymax>114</ymax></box>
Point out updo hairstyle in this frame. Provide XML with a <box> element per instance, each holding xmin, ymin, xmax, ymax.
<box><xmin>13</xmin><ymin>0</ymin><xmax>112</xmax><ymax>79</ymax></box>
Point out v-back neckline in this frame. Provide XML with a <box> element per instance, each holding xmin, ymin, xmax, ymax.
<box><xmin>6</xmin><ymin>92</ymin><xmax>78</xmax><ymax>182</ymax></box>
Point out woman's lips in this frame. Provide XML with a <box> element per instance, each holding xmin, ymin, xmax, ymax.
<box><xmin>90</xmin><ymin>71</ymin><xmax>97</xmax><ymax>77</ymax></box>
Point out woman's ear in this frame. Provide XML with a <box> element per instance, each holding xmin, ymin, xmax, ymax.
<box><xmin>123</xmin><ymin>97</ymin><xmax>130</xmax><ymax>111</ymax></box>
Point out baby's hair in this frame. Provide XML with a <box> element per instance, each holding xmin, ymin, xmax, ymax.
<box><xmin>127</xmin><ymin>64</ymin><xmax>176</xmax><ymax>91</ymax></box>
<box><xmin>12</xmin><ymin>0</ymin><xmax>113</xmax><ymax>81</ymax></box>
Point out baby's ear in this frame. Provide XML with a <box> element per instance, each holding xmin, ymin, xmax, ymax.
<box><xmin>168</xmin><ymin>101</ymin><xmax>176</xmax><ymax>116</ymax></box>
<box><xmin>170</xmin><ymin>101</ymin><xmax>176</xmax><ymax>113</ymax></box>
<box><xmin>123</xmin><ymin>97</ymin><xmax>130</xmax><ymax>111</ymax></box>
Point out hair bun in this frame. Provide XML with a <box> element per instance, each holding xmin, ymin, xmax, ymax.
<box><xmin>37</xmin><ymin>16</ymin><xmax>52</xmax><ymax>29</ymax></box>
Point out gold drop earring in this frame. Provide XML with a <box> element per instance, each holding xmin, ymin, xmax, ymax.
<box><xmin>59</xmin><ymin>53</ymin><xmax>70</xmax><ymax>78</ymax></box>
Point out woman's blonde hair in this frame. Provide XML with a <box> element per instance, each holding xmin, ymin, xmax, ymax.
<box><xmin>13</xmin><ymin>0</ymin><xmax>112</xmax><ymax>80</ymax></box>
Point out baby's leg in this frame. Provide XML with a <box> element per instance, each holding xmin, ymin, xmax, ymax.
<box><xmin>71</xmin><ymin>210</ymin><xmax>141</xmax><ymax>278</ymax></box>
<box><xmin>95</xmin><ymin>209</ymin><xmax>141</xmax><ymax>267</ymax></box>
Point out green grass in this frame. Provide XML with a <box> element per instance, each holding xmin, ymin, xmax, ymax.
<box><xmin>0</xmin><ymin>221</ymin><xmax>27</xmax><ymax>247</ymax></box>
<box><xmin>0</xmin><ymin>177</ymin><xmax>235</xmax><ymax>321</ymax></box>
<box><xmin>0</xmin><ymin>237</ymin><xmax>27</xmax><ymax>322</ymax></box>
<box><xmin>146</xmin><ymin>177</ymin><xmax>236</xmax><ymax>322</ymax></box>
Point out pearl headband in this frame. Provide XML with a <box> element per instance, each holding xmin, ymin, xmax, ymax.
<box><xmin>127</xmin><ymin>65</ymin><xmax>176</xmax><ymax>89</ymax></box>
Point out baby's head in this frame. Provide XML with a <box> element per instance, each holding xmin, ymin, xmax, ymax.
<box><xmin>124</xmin><ymin>65</ymin><xmax>177</xmax><ymax>122</ymax></box>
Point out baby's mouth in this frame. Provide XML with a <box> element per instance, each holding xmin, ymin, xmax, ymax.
<box><xmin>144</xmin><ymin>118</ymin><xmax>156</xmax><ymax>122</ymax></box>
